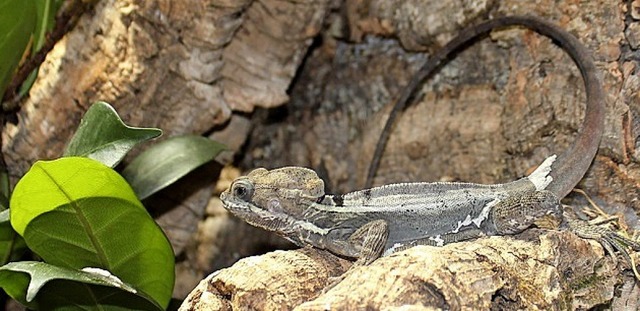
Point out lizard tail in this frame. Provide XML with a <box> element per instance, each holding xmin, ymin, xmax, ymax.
<box><xmin>366</xmin><ymin>15</ymin><xmax>605</xmax><ymax>199</ymax></box>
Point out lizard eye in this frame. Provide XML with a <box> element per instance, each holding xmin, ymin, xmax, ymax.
<box><xmin>231</xmin><ymin>180</ymin><xmax>254</xmax><ymax>201</ymax></box>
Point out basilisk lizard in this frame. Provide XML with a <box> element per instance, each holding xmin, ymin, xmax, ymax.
<box><xmin>221</xmin><ymin>16</ymin><xmax>640</xmax><ymax>270</ymax></box>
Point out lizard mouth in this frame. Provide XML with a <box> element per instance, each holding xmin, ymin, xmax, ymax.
<box><xmin>220</xmin><ymin>191</ymin><xmax>293</xmax><ymax>233</ymax></box>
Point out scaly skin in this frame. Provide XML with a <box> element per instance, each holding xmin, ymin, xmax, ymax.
<box><xmin>222</xmin><ymin>161</ymin><xmax>640</xmax><ymax>269</ymax></box>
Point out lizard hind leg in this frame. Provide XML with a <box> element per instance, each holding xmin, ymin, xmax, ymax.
<box><xmin>323</xmin><ymin>220</ymin><xmax>389</xmax><ymax>292</ymax></box>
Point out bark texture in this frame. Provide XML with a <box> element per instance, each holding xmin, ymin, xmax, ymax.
<box><xmin>185</xmin><ymin>0</ymin><xmax>640</xmax><ymax>308</ymax></box>
<box><xmin>2</xmin><ymin>0</ymin><xmax>329</xmax><ymax>298</ymax></box>
<box><xmin>181</xmin><ymin>231</ymin><xmax>635</xmax><ymax>310</ymax></box>
<box><xmin>5</xmin><ymin>0</ymin><xmax>640</xmax><ymax>307</ymax></box>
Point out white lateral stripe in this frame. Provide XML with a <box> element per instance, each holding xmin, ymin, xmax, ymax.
<box><xmin>527</xmin><ymin>155</ymin><xmax>556</xmax><ymax>190</ymax></box>
<box><xmin>454</xmin><ymin>214</ymin><xmax>472</xmax><ymax>233</ymax></box>
<box><xmin>383</xmin><ymin>242</ymin><xmax>405</xmax><ymax>256</ymax></box>
<box><xmin>451</xmin><ymin>198</ymin><xmax>499</xmax><ymax>233</ymax></box>
<box><xmin>297</xmin><ymin>220</ymin><xmax>329</xmax><ymax>235</ymax></box>
<box><xmin>473</xmin><ymin>199</ymin><xmax>497</xmax><ymax>227</ymax></box>
<box><xmin>429</xmin><ymin>235</ymin><xmax>444</xmax><ymax>247</ymax></box>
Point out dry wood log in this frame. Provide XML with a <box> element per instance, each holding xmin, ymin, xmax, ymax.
<box><xmin>181</xmin><ymin>230</ymin><xmax>637</xmax><ymax>310</ymax></box>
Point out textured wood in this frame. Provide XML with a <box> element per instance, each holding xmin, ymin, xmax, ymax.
<box><xmin>243</xmin><ymin>0</ymin><xmax>635</xmax><ymax>199</ymax></box>
<box><xmin>181</xmin><ymin>231</ymin><xmax>624</xmax><ymax>310</ymax></box>
<box><xmin>6</xmin><ymin>0</ymin><xmax>640</xmax><ymax>306</ymax></box>
<box><xmin>199</xmin><ymin>0</ymin><xmax>640</xmax><ymax>309</ymax></box>
<box><xmin>2</xmin><ymin>0</ymin><xmax>330</xmax><ymax>176</ymax></box>
<box><xmin>1</xmin><ymin>0</ymin><xmax>332</xmax><ymax>298</ymax></box>
<box><xmin>180</xmin><ymin>248</ymin><xmax>351</xmax><ymax>310</ymax></box>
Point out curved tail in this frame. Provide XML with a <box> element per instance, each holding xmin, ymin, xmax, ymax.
<box><xmin>365</xmin><ymin>15</ymin><xmax>605</xmax><ymax>199</ymax></box>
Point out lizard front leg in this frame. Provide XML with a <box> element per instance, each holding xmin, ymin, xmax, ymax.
<box><xmin>348</xmin><ymin>219</ymin><xmax>389</xmax><ymax>266</ymax></box>
<box><xmin>324</xmin><ymin>220</ymin><xmax>389</xmax><ymax>290</ymax></box>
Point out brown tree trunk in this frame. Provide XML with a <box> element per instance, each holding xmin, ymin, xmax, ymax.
<box><xmin>5</xmin><ymin>0</ymin><xmax>640</xmax><ymax>308</ymax></box>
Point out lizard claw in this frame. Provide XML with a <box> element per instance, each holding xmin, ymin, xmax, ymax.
<box><xmin>597</xmin><ymin>228</ymin><xmax>640</xmax><ymax>269</ymax></box>
<box><xmin>567</xmin><ymin>217</ymin><xmax>640</xmax><ymax>268</ymax></box>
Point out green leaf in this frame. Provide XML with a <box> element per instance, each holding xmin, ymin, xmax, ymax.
<box><xmin>122</xmin><ymin>135</ymin><xmax>226</xmax><ymax>200</ymax></box>
<box><xmin>0</xmin><ymin>160</ymin><xmax>10</xmax><ymax>210</ymax></box>
<box><xmin>0</xmin><ymin>154</ymin><xmax>26</xmax><ymax>264</ymax></box>
<box><xmin>33</xmin><ymin>0</ymin><xmax>59</xmax><ymax>53</ymax></box>
<box><xmin>0</xmin><ymin>261</ymin><xmax>162</xmax><ymax>310</ymax></box>
<box><xmin>17</xmin><ymin>0</ymin><xmax>65</xmax><ymax>97</ymax></box>
<box><xmin>0</xmin><ymin>193</ymin><xmax>8</xmax><ymax>211</ymax></box>
<box><xmin>64</xmin><ymin>102</ymin><xmax>162</xmax><ymax>167</ymax></box>
<box><xmin>9</xmin><ymin>157</ymin><xmax>142</xmax><ymax>235</ymax></box>
<box><xmin>10</xmin><ymin>157</ymin><xmax>174</xmax><ymax>308</ymax></box>
<box><xmin>16</xmin><ymin>60</ymin><xmax>38</xmax><ymax>98</ymax></box>
<box><xmin>0</xmin><ymin>0</ymin><xmax>37</xmax><ymax>98</ymax></box>
<box><xmin>0</xmin><ymin>214</ymin><xmax>27</xmax><ymax>265</ymax></box>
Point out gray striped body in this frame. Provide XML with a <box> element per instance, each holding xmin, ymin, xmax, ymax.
<box><xmin>305</xmin><ymin>178</ymin><xmax>535</xmax><ymax>257</ymax></box>
<box><xmin>221</xmin><ymin>156</ymin><xmax>555</xmax><ymax>260</ymax></box>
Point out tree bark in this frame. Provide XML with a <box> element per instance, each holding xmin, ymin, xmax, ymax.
<box><xmin>5</xmin><ymin>0</ymin><xmax>640</xmax><ymax>307</ymax></box>
<box><xmin>181</xmin><ymin>231</ymin><xmax>636</xmax><ymax>310</ymax></box>
<box><xmin>189</xmin><ymin>0</ymin><xmax>640</xmax><ymax>308</ymax></box>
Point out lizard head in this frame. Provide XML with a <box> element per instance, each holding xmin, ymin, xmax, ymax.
<box><xmin>220</xmin><ymin>167</ymin><xmax>325</xmax><ymax>243</ymax></box>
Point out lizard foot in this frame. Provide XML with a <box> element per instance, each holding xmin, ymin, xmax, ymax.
<box><xmin>566</xmin><ymin>217</ymin><xmax>640</xmax><ymax>268</ymax></box>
